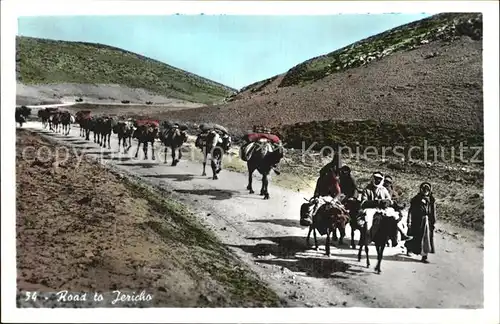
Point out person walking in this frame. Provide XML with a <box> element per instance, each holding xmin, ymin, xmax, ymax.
<box><xmin>405</xmin><ymin>182</ymin><xmax>436</xmax><ymax>263</ymax></box>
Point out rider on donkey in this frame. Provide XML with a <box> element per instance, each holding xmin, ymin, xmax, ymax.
<box><xmin>383</xmin><ymin>175</ymin><xmax>411</xmax><ymax>243</ymax></box>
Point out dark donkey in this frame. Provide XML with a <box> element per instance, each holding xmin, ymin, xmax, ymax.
<box><xmin>15</xmin><ymin>106</ymin><xmax>31</xmax><ymax>127</ymax></box>
<box><xmin>96</xmin><ymin>116</ymin><xmax>115</xmax><ymax>149</ymax></box>
<box><xmin>305</xmin><ymin>198</ymin><xmax>351</xmax><ymax>256</ymax></box>
<box><xmin>357</xmin><ymin>210</ymin><xmax>399</xmax><ymax>274</ymax></box>
<box><xmin>245</xmin><ymin>139</ymin><xmax>284</xmax><ymax>200</ymax></box>
<box><xmin>158</xmin><ymin>122</ymin><xmax>188</xmax><ymax>166</ymax></box>
<box><xmin>343</xmin><ymin>196</ymin><xmax>363</xmax><ymax>249</ymax></box>
<box><xmin>75</xmin><ymin>110</ymin><xmax>91</xmax><ymax>137</ymax></box>
<box><xmin>38</xmin><ymin>108</ymin><xmax>50</xmax><ymax>129</ymax></box>
<box><xmin>133</xmin><ymin>121</ymin><xmax>159</xmax><ymax>160</ymax></box>
<box><xmin>59</xmin><ymin>111</ymin><xmax>73</xmax><ymax>135</ymax></box>
<box><xmin>112</xmin><ymin>119</ymin><xmax>135</xmax><ymax>153</ymax></box>
<box><xmin>199</xmin><ymin>130</ymin><xmax>232</xmax><ymax>180</ymax></box>
<box><xmin>49</xmin><ymin>111</ymin><xmax>62</xmax><ymax>133</ymax></box>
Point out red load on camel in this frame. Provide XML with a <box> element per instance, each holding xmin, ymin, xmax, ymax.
<box><xmin>245</xmin><ymin>133</ymin><xmax>281</xmax><ymax>144</ymax></box>
<box><xmin>135</xmin><ymin>119</ymin><xmax>159</xmax><ymax>127</ymax></box>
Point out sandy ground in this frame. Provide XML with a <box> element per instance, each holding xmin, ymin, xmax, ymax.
<box><xmin>16</xmin><ymin>82</ymin><xmax>205</xmax><ymax>108</ymax></box>
<box><xmin>19</xmin><ymin>121</ymin><xmax>484</xmax><ymax>308</ymax></box>
<box><xmin>16</xmin><ymin>128</ymin><xmax>282</xmax><ymax>308</ymax></box>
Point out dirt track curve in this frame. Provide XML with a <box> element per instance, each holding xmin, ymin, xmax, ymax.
<box><xmin>23</xmin><ymin>121</ymin><xmax>483</xmax><ymax>308</ymax></box>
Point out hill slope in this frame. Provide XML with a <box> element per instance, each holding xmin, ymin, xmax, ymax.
<box><xmin>166</xmin><ymin>13</ymin><xmax>483</xmax><ymax>143</ymax></box>
<box><xmin>16</xmin><ymin>36</ymin><xmax>236</xmax><ymax>105</ymax></box>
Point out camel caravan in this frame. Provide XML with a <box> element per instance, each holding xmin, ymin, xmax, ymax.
<box><xmin>17</xmin><ymin>107</ymin><xmax>437</xmax><ymax>275</ymax></box>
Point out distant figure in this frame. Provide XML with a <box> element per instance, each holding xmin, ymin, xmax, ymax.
<box><xmin>405</xmin><ymin>182</ymin><xmax>436</xmax><ymax>263</ymax></box>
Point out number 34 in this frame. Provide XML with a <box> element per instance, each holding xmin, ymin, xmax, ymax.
<box><xmin>24</xmin><ymin>292</ymin><xmax>38</xmax><ymax>301</ymax></box>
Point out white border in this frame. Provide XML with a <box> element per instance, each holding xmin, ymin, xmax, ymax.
<box><xmin>2</xmin><ymin>1</ymin><xmax>499</xmax><ymax>323</ymax></box>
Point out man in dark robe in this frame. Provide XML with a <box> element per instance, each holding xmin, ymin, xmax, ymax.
<box><xmin>405</xmin><ymin>182</ymin><xmax>436</xmax><ymax>263</ymax></box>
<box><xmin>338</xmin><ymin>165</ymin><xmax>358</xmax><ymax>200</ymax></box>
<box><xmin>318</xmin><ymin>145</ymin><xmax>342</xmax><ymax>177</ymax></box>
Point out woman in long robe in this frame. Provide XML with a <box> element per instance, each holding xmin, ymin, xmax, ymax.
<box><xmin>405</xmin><ymin>182</ymin><xmax>436</xmax><ymax>263</ymax></box>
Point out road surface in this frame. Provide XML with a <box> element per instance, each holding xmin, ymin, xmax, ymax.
<box><xmin>21</xmin><ymin>121</ymin><xmax>484</xmax><ymax>308</ymax></box>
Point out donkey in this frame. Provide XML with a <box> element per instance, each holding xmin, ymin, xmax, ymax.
<box><xmin>15</xmin><ymin>106</ymin><xmax>31</xmax><ymax>127</ymax></box>
<box><xmin>96</xmin><ymin>116</ymin><xmax>115</xmax><ymax>149</ymax></box>
<box><xmin>112</xmin><ymin>119</ymin><xmax>135</xmax><ymax>153</ymax></box>
<box><xmin>196</xmin><ymin>130</ymin><xmax>232</xmax><ymax>180</ymax></box>
<box><xmin>59</xmin><ymin>111</ymin><xmax>73</xmax><ymax>135</ymax></box>
<box><xmin>82</xmin><ymin>115</ymin><xmax>96</xmax><ymax>141</ymax></box>
<box><xmin>75</xmin><ymin>110</ymin><xmax>91</xmax><ymax>137</ymax></box>
<box><xmin>306</xmin><ymin>198</ymin><xmax>351</xmax><ymax>256</ymax></box>
<box><xmin>38</xmin><ymin>108</ymin><xmax>50</xmax><ymax>129</ymax></box>
<box><xmin>245</xmin><ymin>139</ymin><xmax>284</xmax><ymax>200</ymax></box>
<box><xmin>158</xmin><ymin>122</ymin><xmax>188</xmax><ymax>166</ymax></box>
<box><xmin>357</xmin><ymin>210</ymin><xmax>399</xmax><ymax>274</ymax></box>
<box><xmin>133</xmin><ymin>123</ymin><xmax>159</xmax><ymax>160</ymax></box>
<box><xmin>49</xmin><ymin>112</ymin><xmax>61</xmax><ymax>133</ymax></box>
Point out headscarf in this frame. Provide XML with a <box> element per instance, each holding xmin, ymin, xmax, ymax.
<box><xmin>420</xmin><ymin>182</ymin><xmax>432</xmax><ymax>195</ymax></box>
<box><xmin>372</xmin><ymin>172</ymin><xmax>386</xmax><ymax>197</ymax></box>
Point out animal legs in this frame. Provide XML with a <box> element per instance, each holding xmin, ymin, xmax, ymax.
<box><xmin>143</xmin><ymin>142</ymin><xmax>149</xmax><ymax>160</ymax></box>
<box><xmin>211</xmin><ymin>159</ymin><xmax>218</xmax><ymax>180</ymax></box>
<box><xmin>247</xmin><ymin>166</ymin><xmax>255</xmax><ymax>193</ymax></box>
<box><xmin>261</xmin><ymin>174</ymin><xmax>270</xmax><ymax>199</ymax></box>
<box><xmin>374</xmin><ymin>244</ymin><xmax>385</xmax><ymax>274</ymax></box>
<box><xmin>202</xmin><ymin>152</ymin><xmax>207</xmax><ymax>176</ymax></box>
<box><xmin>135</xmin><ymin>141</ymin><xmax>141</xmax><ymax>158</ymax></box>
<box><xmin>325</xmin><ymin>229</ymin><xmax>331</xmax><ymax>256</ymax></box>
<box><xmin>351</xmin><ymin>225</ymin><xmax>357</xmax><ymax>249</ymax></box>
<box><xmin>171</xmin><ymin>147</ymin><xmax>177</xmax><ymax>166</ymax></box>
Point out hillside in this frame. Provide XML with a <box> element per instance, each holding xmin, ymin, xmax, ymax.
<box><xmin>16</xmin><ymin>36</ymin><xmax>236</xmax><ymax>105</ymax></box>
<box><xmin>165</xmin><ymin>12</ymin><xmax>483</xmax><ymax>148</ymax></box>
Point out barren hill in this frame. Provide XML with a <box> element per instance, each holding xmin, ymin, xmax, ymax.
<box><xmin>16</xmin><ymin>36</ymin><xmax>236</xmax><ymax>105</ymax></box>
<box><xmin>166</xmin><ymin>13</ymin><xmax>483</xmax><ymax>148</ymax></box>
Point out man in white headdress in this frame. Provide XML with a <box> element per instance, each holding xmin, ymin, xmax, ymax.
<box><xmin>357</xmin><ymin>172</ymin><xmax>399</xmax><ymax>242</ymax></box>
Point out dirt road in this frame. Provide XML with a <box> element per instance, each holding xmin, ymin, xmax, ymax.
<box><xmin>23</xmin><ymin>121</ymin><xmax>483</xmax><ymax>308</ymax></box>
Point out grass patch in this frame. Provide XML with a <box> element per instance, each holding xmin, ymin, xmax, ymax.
<box><xmin>16</xmin><ymin>36</ymin><xmax>236</xmax><ymax>105</ymax></box>
<box><xmin>121</xmin><ymin>177</ymin><xmax>283</xmax><ymax>306</ymax></box>
<box><xmin>279</xmin><ymin>13</ymin><xmax>482</xmax><ymax>87</ymax></box>
<box><xmin>272</xmin><ymin>119</ymin><xmax>484</xmax><ymax>162</ymax></box>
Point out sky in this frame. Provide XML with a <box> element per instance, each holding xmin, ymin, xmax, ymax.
<box><xmin>18</xmin><ymin>14</ymin><xmax>432</xmax><ymax>90</ymax></box>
